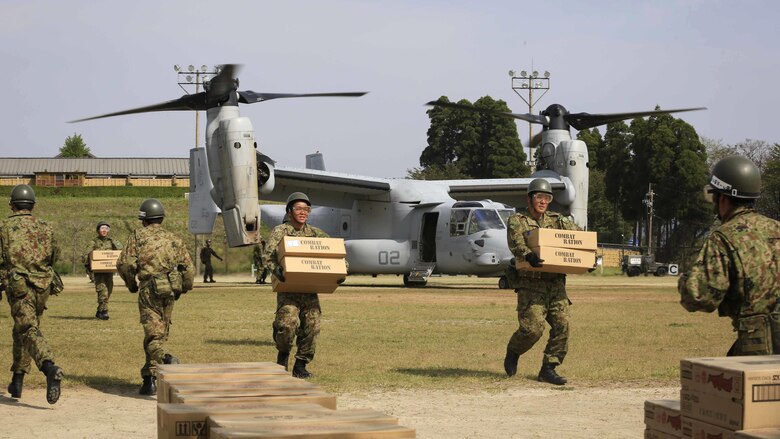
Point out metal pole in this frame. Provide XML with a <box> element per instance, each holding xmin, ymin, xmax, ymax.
<box><xmin>528</xmin><ymin>87</ymin><xmax>533</xmax><ymax>161</ymax></box>
<box><xmin>646</xmin><ymin>183</ymin><xmax>654</xmax><ymax>257</ymax></box>
<box><xmin>195</xmin><ymin>72</ymin><xmax>200</xmax><ymax>148</ymax></box>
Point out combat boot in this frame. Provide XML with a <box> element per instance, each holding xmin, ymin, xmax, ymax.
<box><xmin>537</xmin><ymin>364</ymin><xmax>567</xmax><ymax>385</ymax></box>
<box><xmin>292</xmin><ymin>359</ymin><xmax>312</xmax><ymax>379</ymax></box>
<box><xmin>276</xmin><ymin>351</ymin><xmax>290</xmax><ymax>371</ymax></box>
<box><xmin>163</xmin><ymin>354</ymin><xmax>180</xmax><ymax>364</ymax></box>
<box><xmin>40</xmin><ymin>360</ymin><xmax>64</xmax><ymax>404</ymax></box>
<box><xmin>139</xmin><ymin>376</ymin><xmax>157</xmax><ymax>395</ymax></box>
<box><xmin>503</xmin><ymin>347</ymin><xmax>520</xmax><ymax>377</ymax></box>
<box><xmin>100</xmin><ymin>310</ymin><xmax>109</xmax><ymax>320</ymax></box>
<box><xmin>7</xmin><ymin>372</ymin><xmax>24</xmax><ymax>398</ymax></box>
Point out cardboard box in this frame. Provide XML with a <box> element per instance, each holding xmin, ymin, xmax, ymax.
<box><xmin>209</xmin><ymin>423</ymin><xmax>416</xmax><ymax>439</ymax></box>
<box><xmin>91</xmin><ymin>249</ymin><xmax>122</xmax><ymax>260</ymax></box>
<box><xmin>645</xmin><ymin>400</ymin><xmax>683</xmax><ymax>436</ymax></box>
<box><xmin>272</xmin><ymin>257</ymin><xmax>347</xmax><ymax>294</ymax></box>
<box><xmin>90</xmin><ymin>259</ymin><xmax>117</xmax><ymax>272</ymax></box>
<box><xmin>515</xmin><ymin>246</ymin><xmax>597</xmax><ymax>274</ymax></box>
<box><xmin>681</xmin><ymin>387</ymin><xmax>780</xmax><ymax>431</ymax></box>
<box><xmin>158</xmin><ymin>371</ymin><xmax>295</xmax><ymax>404</ymax></box>
<box><xmin>165</xmin><ymin>379</ymin><xmax>320</xmax><ymax>404</ymax></box>
<box><xmin>172</xmin><ymin>390</ymin><xmax>337</xmax><ymax>410</ymax></box>
<box><xmin>523</xmin><ymin>228</ymin><xmax>598</xmax><ymax>250</ymax></box>
<box><xmin>157</xmin><ymin>403</ymin><xmax>331</xmax><ymax>439</ymax></box>
<box><xmin>682</xmin><ymin>416</ymin><xmax>736</xmax><ymax>439</ymax></box>
<box><xmin>645</xmin><ymin>429</ymin><xmax>680</xmax><ymax>439</ymax></box>
<box><xmin>277</xmin><ymin>237</ymin><xmax>347</xmax><ymax>259</ymax></box>
<box><xmin>157</xmin><ymin>362</ymin><xmax>285</xmax><ymax>374</ymax></box>
<box><xmin>735</xmin><ymin>429</ymin><xmax>780</xmax><ymax>439</ymax></box>
<box><xmin>206</xmin><ymin>409</ymin><xmax>398</xmax><ymax>436</ymax></box>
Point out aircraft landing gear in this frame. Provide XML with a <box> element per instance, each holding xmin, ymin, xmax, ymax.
<box><xmin>498</xmin><ymin>276</ymin><xmax>509</xmax><ymax>289</ymax></box>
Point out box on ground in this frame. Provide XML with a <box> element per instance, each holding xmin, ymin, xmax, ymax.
<box><xmin>272</xmin><ymin>257</ymin><xmax>347</xmax><ymax>294</ymax></box>
<box><xmin>645</xmin><ymin>400</ymin><xmax>682</xmax><ymax>436</ymax></box>
<box><xmin>515</xmin><ymin>246</ymin><xmax>597</xmax><ymax>274</ymax></box>
<box><xmin>157</xmin><ymin>362</ymin><xmax>285</xmax><ymax>373</ymax></box>
<box><xmin>277</xmin><ymin>236</ymin><xmax>346</xmax><ymax>259</ymax></box>
<box><xmin>172</xmin><ymin>390</ymin><xmax>337</xmax><ymax>410</ymax></box>
<box><xmin>91</xmin><ymin>249</ymin><xmax>122</xmax><ymax>260</ymax></box>
<box><xmin>735</xmin><ymin>429</ymin><xmax>780</xmax><ymax>439</ymax></box>
<box><xmin>209</xmin><ymin>423</ymin><xmax>416</xmax><ymax>439</ymax></box>
<box><xmin>523</xmin><ymin>228</ymin><xmax>597</xmax><ymax>250</ymax></box>
<box><xmin>645</xmin><ymin>429</ymin><xmax>680</xmax><ymax>439</ymax></box>
<box><xmin>679</xmin><ymin>356</ymin><xmax>780</xmax><ymax>430</ymax></box>
<box><xmin>206</xmin><ymin>409</ymin><xmax>398</xmax><ymax>436</ymax></box>
<box><xmin>157</xmin><ymin>369</ymin><xmax>293</xmax><ymax>404</ymax></box>
<box><xmin>157</xmin><ymin>403</ymin><xmax>332</xmax><ymax>439</ymax></box>
<box><xmin>682</xmin><ymin>416</ymin><xmax>736</xmax><ymax>439</ymax></box>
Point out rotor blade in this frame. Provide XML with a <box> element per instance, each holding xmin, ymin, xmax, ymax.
<box><xmin>69</xmin><ymin>93</ymin><xmax>207</xmax><ymax>123</ymax></box>
<box><xmin>425</xmin><ymin>100</ymin><xmax>548</xmax><ymax>126</ymax></box>
<box><xmin>238</xmin><ymin>91</ymin><xmax>368</xmax><ymax>104</ymax></box>
<box><xmin>565</xmin><ymin>107</ymin><xmax>707</xmax><ymax>130</ymax></box>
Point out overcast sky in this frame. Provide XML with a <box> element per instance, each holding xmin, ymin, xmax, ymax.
<box><xmin>1</xmin><ymin>0</ymin><xmax>778</xmax><ymax>178</ymax></box>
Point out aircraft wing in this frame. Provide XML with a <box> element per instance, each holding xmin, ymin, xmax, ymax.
<box><xmin>267</xmin><ymin>167</ymin><xmax>391</xmax><ymax>209</ymax></box>
<box><xmin>445</xmin><ymin>177</ymin><xmax>568</xmax><ymax>207</ymax></box>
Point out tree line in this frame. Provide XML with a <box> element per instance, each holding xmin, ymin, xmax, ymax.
<box><xmin>411</xmin><ymin>96</ymin><xmax>780</xmax><ymax>266</ymax></box>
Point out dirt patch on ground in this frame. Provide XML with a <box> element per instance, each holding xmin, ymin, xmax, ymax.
<box><xmin>2</xmin><ymin>384</ymin><xmax>678</xmax><ymax>438</ymax></box>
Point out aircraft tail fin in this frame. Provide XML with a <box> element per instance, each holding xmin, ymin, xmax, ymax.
<box><xmin>188</xmin><ymin>147</ymin><xmax>219</xmax><ymax>234</ymax></box>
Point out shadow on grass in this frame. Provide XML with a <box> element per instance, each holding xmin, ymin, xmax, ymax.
<box><xmin>206</xmin><ymin>338</ymin><xmax>275</xmax><ymax>347</ymax></box>
<box><xmin>394</xmin><ymin>367</ymin><xmax>505</xmax><ymax>379</ymax></box>
<box><xmin>49</xmin><ymin>315</ymin><xmax>98</xmax><ymax>321</ymax></box>
<box><xmin>66</xmin><ymin>374</ymin><xmax>152</xmax><ymax>401</ymax></box>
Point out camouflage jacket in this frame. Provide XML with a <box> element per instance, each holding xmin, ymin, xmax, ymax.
<box><xmin>264</xmin><ymin>223</ymin><xmax>330</xmax><ymax>274</ymax></box>
<box><xmin>0</xmin><ymin>211</ymin><xmax>60</xmax><ymax>290</ymax></box>
<box><xmin>253</xmin><ymin>244</ymin><xmax>264</xmax><ymax>265</ymax></box>
<box><xmin>117</xmin><ymin>224</ymin><xmax>195</xmax><ymax>292</ymax></box>
<box><xmin>92</xmin><ymin>236</ymin><xmax>122</xmax><ymax>251</ymax></box>
<box><xmin>506</xmin><ymin>208</ymin><xmax>581</xmax><ymax>285</ymax></box>
<box><xmin>680</xmin><ymin>206</ymin><xmax>780</xmax><ymax>324</ymax></box>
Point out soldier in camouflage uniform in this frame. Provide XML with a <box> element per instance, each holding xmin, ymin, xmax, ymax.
<box><xmin>117</xmin><ymin>198</ymin><xmax>195</xmax><ymax>395</ymax></box>
<box><xmin>200</xmin><ymin>239</ymin><xmax>222</xmax><ymax>283</ymax></box>
<box><xmin>254</xmin><ymin>239</ymin><xmax>268</xmax><ymax>284</ymax></box>
<box><xmin>0</xmin><ymin>184</ymin><xmax>64</xmax><ymax>404</ymax></box>
<box><xmin>679</xmin><ymin>156</ymin><xmax>780</xmax><ymax>355</ymax></box>
<box><xmin>265</xmin><ymin>192</ymin><xmax>343</xmax><ymax>379</ymax></box>
<box><xmin>503</xmin><ymin>178</ymin><xmax>582</xmax><ymax>385</ymax></box>
<box><xmin>90</xmin><ymin>220</ymin><xmax>122</xmax><ymax>320</ymax></box>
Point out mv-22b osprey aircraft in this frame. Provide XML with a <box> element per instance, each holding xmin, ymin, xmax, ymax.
<box><xmin>72</xmin><ymin>64</ymin><xmax>703</xmax><ymax>287</ymax></box>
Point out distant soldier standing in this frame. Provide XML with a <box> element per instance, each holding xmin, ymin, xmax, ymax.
<box><xmin>91</xmin><ymin>220</ymin><xmax>122</xmax><ymax>320</ymax></box>
<box><xmin>679</xmin><ymin>156</ymin><xmax>780</xmax><ymax>355</ymax></box>
<box><xmin>117</xmin><ymin>199</ymin><xmax>194</xmax><ymax>395</ymax></box>
<box><xmin>503</xmin><ymin>178</ymin><xmax>581</xmax><ymax>385</ymax></box>
<box><xmin>254</xmin><ymin>239</ymin><xmax>268</xmax><ymax>284</ymax></box>
<box><xmin>0</xmin><ymin>184</ymin><xmax>64</xmax><ymax>404</ymax></box>
<box><xmin>266</xmin><ymin>192</ymin><xmax>342</xmax><ymax>378</ymax></box>
<box><xmin>200</xmin><ymin>239</ymin><xmax>222</xmax><ymax>283</ymax></box>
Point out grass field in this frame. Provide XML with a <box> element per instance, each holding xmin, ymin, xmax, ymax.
<box><xmin>0</xmin><ymin>274</ymin><xmax>732</xmax><ymax>394</ymax></box>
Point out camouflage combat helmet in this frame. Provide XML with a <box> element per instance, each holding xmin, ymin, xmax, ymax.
<box><xmin>9</xmin><ymin>184</ymin><xmax>36</xmax><ymax>207</ymax></box>
<box><xmin>138</xmin><ymin>198</ymin><xmax>165</xmax><ymax>220</ymax></box>
<box><xmin>96</xmin><ymin>220</ymin><xmax>110</xmax><ymax>232</ymax></box>
<box><xmin>527</xmin><ymin>178</ymin><xmax>553</xmax><ymax>196</ymax></box>
<box><xmin>708</xmin><ymin>155</ymin><xmax>761</xmax><ymax>199</ymax></box>
<box><xmin>285</xmin><ymin>192</ymin><xmax>311</xmax><ymax>212</ymax></box>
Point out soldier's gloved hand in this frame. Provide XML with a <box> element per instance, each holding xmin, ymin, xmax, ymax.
<box><xmin>174</xmin><ymin>290</ymin><xmax>186</xmax><ymax>301</ymax></box>
<box><xmin>128</xmin><ymin>285</ymin><xmax>138</xmax><ymax>294</ymax></box>
<box><xmin>273</xmin><ymin>266</ymin><xmax>285</xmax><ymax>283</ymax></box>
<box><xmin>337</xmin><ymin>278</ymin><xmax>346</xmax><ymax>285</ymax></box>
<box><xmin>509</xmin><ymin>257</ymin><xmax>516</xmax><ymax>266</ymax></box>
<box><xmin>525</xmin><ymin>252</ymin><xmax>544</xmax><ymax>268</ymax></box>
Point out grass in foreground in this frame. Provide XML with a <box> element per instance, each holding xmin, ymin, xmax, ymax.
<box><xmin>0</xmin><ymin>274</ymin><xmax>731</xmax><ymax>394</ymax></box>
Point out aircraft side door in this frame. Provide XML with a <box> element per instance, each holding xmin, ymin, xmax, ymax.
<box><xmin>419</xmin><ymin>212</ymin><xmax>438</xmax><ymax>263</ymax></box>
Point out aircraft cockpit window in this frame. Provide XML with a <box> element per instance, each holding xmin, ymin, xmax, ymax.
<box><xmin>450</xmin><ymin>209</ymin><xmax>470</xmax><ymax>236</ymax></box>
<box><xmin>498</xmin><ymin>209</ymin><xmax>514</xmax><ymax>227</ymax></box>
<box><xmin>467</xmin><ymin>209</ymin><xmax>505</xmax><ymax>235</ymax></box>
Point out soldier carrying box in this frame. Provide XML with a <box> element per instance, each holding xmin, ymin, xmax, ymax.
<box><xmin>264</xmin><ymin>192</ymin><xmax>346</xmax><ymax>379</ymax></box>
<box><xmin>90</xmin><ymin>220</ymin><xmax>122</xmax><ymax>320</ymax></box>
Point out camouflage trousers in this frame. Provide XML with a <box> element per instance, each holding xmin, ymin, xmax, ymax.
<box><xmin>6</xmin><ymin>286</ymin><xmax>55</xmax><ymax>374</ymax></box>
<box><xmin>138</xmin><ymin>287</ymin><xmax>175</xmax><ymax>377</ymax></box>
<box><xmin>507</xmin><ymin>277</ymin><xmax>570</xmax><ymax>366</ymax></box>
<box><xmin>273</xmin><ymin>293</ymin><xmax>321</xmax><ymax>363</ymax></box>
<box><xmin>94</xmin><ymin>272</ymin><xmax>114</xmax><ymax>312</ymax></box>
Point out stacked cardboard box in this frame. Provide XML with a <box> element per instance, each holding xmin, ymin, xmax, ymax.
<box><xmin>90</xmin><ymin>249</ymin><xmax>121</xmax><ymax>273</ymax></box>
<box><xmin>645</xmin><ymin>400</ymin><xmax>682</xmax><ymax>438</ymax></box>
<box><xmin>515</xmin><ymin>228</ymin><xmax>598</xmax><ymax>274</ymax></box>
<box><xmin>272</xmin><ymin>236</ymin><xmax>348</xmax><ymax>294</ymax></box>
<box><xmin>644</xmin><ymin>356</ymin><xmax>780</xmax><ymax>439</ymax></box>
<box><xmin>157</xmin><ymin>362</ymin><xmax>416</xmax><ymax>439</ymax></box>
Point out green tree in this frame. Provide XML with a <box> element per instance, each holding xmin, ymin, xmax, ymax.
<box><xmin>758</xmin><ymin>142</ymin><xmax>780</xmax><ymax>220</ymax></box>
<box><xmin>59</xmin><ymin>133</ymin><xmax>92</xmax><ymax>157</ymax></box>
<box><xmin>412</xmin><ymin>96</ymin><xmax>529</xmax><ymax>180</ymax></box>
<box><xmin>576</xmin><ymin>127</ymin><xmax>605</xmax><ymax>170</ymax></box>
